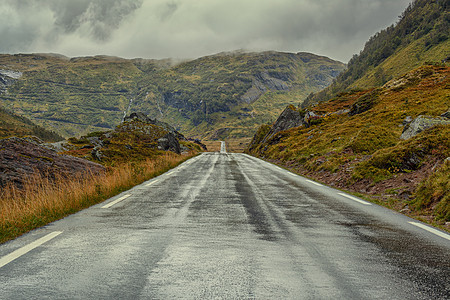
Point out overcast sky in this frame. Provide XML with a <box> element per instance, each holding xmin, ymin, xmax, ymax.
<box><xmin>0</xmin><ymin>0</ymin><xmax>412</xmax><ymax>63</ymax></box>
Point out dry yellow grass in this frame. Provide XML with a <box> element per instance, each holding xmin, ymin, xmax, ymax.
<box><xmin>202</xmin><ymin>141</ymin><xmax>221</xmax><ymax>152</ymax></box>
<box><xmin>225</xmin><ymin>138</ymin><xmax>252</xmax><ymax>153</ymax></box>
<box><xmin>0</xmin><ymin>152</ymin><xmax>196</xmax><ymax>244</ymax></box>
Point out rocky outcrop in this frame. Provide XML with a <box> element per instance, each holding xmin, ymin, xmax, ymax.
<box><xmin>400</xmin><ymin>115</ymin><xmax>450</xmax><ymax>140</ymax></box>
<box><xmin>0</xmin><ymin>69</ymin><xmax>22</xmax><ymax>94</ymax></box>
<box><xmin>157</xmin><ymin>132</ymin><xmax>181</xmax><ymax>154</ymax></box>
<box><xmin>261</xmin><ymin>105</ymin><xmax>302</xmax><ymax>144</ymax></box>
<box><xmin>124</xmin><ymin>112</ymin><xmax>185</xmax><ymax>140</ymax></box>
<box><xmin>240</xmin><ymin>71</ymin><xmax>291</xmax><ymax>104</ymax></box>
<box><xmin>0</xmin><ymin>137</ymin><xmax>105</xmax><ymax>187</ymax></box>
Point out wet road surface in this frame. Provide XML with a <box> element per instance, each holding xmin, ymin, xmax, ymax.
<box><xmin>0</xmin><ymin>152</ymin><xmax>449</xmax><ymax>299</ymax></box>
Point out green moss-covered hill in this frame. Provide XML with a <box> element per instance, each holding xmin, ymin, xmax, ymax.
<box><xmin>303</xmin><ymin>0</ymin><xmax>449</xmax><ymax>107</ymax></box>
<box><xmin>0</xmin><ymin>51</ymin><xmax>344</xmax><ymax>139</ymax></box>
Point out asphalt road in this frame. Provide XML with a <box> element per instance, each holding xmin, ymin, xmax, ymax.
<box><xmin>1</xmin><ymin>151</ymin><xmax>449</xmax><ymax>299</ymax></box>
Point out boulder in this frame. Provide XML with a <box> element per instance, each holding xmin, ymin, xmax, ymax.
<box><xmin>0</xmin><ymin>137</ymin><xmax>105</xmax><ymax>187</ymax></box>
<box><xmin>157</xmin><ymin>132</ymin><xmax>181</xmax><ymax>154</ymax></box>
<box><xmin>261</xmin><ymin>105</ymin><xmax>302</xmax><ymax>144</ymax></box>
<box><xmin>400</xmin><ymin>115</ymin><xmax>450</xmax><ymax>140</ymax></box>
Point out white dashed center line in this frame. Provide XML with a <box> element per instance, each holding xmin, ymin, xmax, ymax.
<box><xmin>0</xmin><ymin>231</ymin><xmax>63</xmax><ymax>269</ymax></box>
<box><xmin>102</xmin><ymin>194</ymin><xmax>131</xmax><ymax>209</ymax></box>
<box><xmin>145</xmin><ymin>179</ymin><xmax>159</xmax><ymax>187</ymax></box>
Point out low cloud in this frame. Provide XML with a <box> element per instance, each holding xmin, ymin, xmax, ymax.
<box><xmin>0</xmin><ymin>0</ymin><xmax>411</xmax><ymax>62</ymax></box>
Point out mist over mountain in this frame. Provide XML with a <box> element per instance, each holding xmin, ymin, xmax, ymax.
<box><xmin>0</xmin><ymin>0</ymin><xmax>411</xmax><ymax>62</ymax></box>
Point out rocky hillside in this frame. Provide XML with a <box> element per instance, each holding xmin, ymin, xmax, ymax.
<box><xmin>0</xmin><ymin>51</ymin><xmax>344</xmax><ymax>139</ymax></box>
<box><xmin>0</xmin><ymin>136</ymin><xmax>105</xmax><ymax>188</ymax></box>
<box><xmin>62</xmin><ymin>112</ymin><xmax>204</xmax><ymax>166</ymax></box>
<box><xmin>247</xmin><ymin>65</ymin><xmax>450</xmax><ymax>225</ymax></box>
<box><xmin>303</xmin><ymin>0</ymin><xmax>449</xmax><ymax>107</ymax></box>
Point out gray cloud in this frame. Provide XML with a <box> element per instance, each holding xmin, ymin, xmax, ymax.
<box><xmin>0</xmin><ymin>0</ymin><xmax>412</xmax><ymax>62</ymax></box>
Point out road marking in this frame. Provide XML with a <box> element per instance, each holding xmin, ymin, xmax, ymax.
<box><xmin>0</xmin><ymin>231</ymin><xmax>63</xmax><ymax>269</ymax></box>
<box><xmin>306</xmin><ymin>179</ymin><xmax>323</xmax><ymax>187</ymax></box>
<box><xmin>409</xmin><ymin>222</ymin><xmax>450</xmax><ymax>241</ymax></box>
<box><xmin>145</xmin><ymin>179</ymin><xmax>159</xmax><ymax>187</ymax></box>
<box><xmin>166</xmin><ymin>170</ymin><xmax>175</xmax><ymax>176</ymax></box>
<box><xmin>102</xmin><ymin>194</ymin><xmax>131</xmax><ymax>209</ymax></box>
<box><xmin>338</xmin><ymin>192</ymin><xmax>372</xmax><ymax>206</ymax></box>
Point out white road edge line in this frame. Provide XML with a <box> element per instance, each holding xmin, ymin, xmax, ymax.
<box><xmin>145</xmin><ymin>179</ymin><xmax>159</xmax><ymax>187</ymax></box>
<box><xmin>306</xmin><ymin>179</ymin><xmax>323</xmax><ymax>187</ymax></box>
<box><xmin>0</xmin><ymin>231</ymin><xmax>63</xmax><ymax>269</ymax></box>
<box><xmin>338</xmin><ymin>192</ymin><xmax>372</xmax><ymax>206</ymax></box>
<box><xmin>102</xmin><ymin>194</ymin><xmax>131</xmax><ymax>209</ymax></box>
<box><xmin>409</xmin><ymin>222</ymin><xmax>450</xmax><ymax>241</ymax></box>
<box><xmin>166</xmin><ymin>170</ymin><xmax>175</xmax><ymax>176</ymax></box>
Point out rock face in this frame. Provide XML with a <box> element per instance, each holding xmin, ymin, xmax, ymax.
<box><xmin>400</xmin><ymin>115</ymin><xmax>450</xmax><ymax>139</ymax></box>
<box><xmin>157</xmin><ymin>132</ymin><xmax>181</xmax><ymax>154</ymax></box>
<box><xmin>0</xmin><ymin>69</ymin><xmax>22</xmax><ymax>94</ymax></box>
<box><xmin>0</xmin><ymin>137</ymin><xmax>105</xmax><ymax>187</ymax></box>
<box><xmin>261</xmin><ymin>105</ymin><xmax>302</xmax><ymax>144</ymax></box>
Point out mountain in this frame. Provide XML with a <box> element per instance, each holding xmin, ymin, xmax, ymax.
<box><xmin>302</xmin><ymin>0</ymin><xmax>449</xmax><ymax>108</ymax></box>
<box><xmin>0</xmin><ymin>51</ymin><xmax>345</xmax><ymax>139</ymax></box>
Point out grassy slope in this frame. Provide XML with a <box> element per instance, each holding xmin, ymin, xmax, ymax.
<box><xmin>352</xmin><ymin>38</ymin><xmax>450</xmax><ymax>89</ymax></box>
<box><xmin>0</xmin><ymin>52</ymin><xmax>344</xmax><ymax>139</ymax></box>
<box><xmin>0</xmin><ymin>106</ymin><xmax>63</xmax><ymax>141</ymax></box>
<box><xmin>248</xmin><ymin>65</ymin><xmax>450</xmax><ymax>226</ymax></box>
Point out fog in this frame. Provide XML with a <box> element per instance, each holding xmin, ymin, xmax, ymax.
<box><xmin>0</xmin><ymin>0</ymin><xmax>412</xmax><ymax>62</ymax></box>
